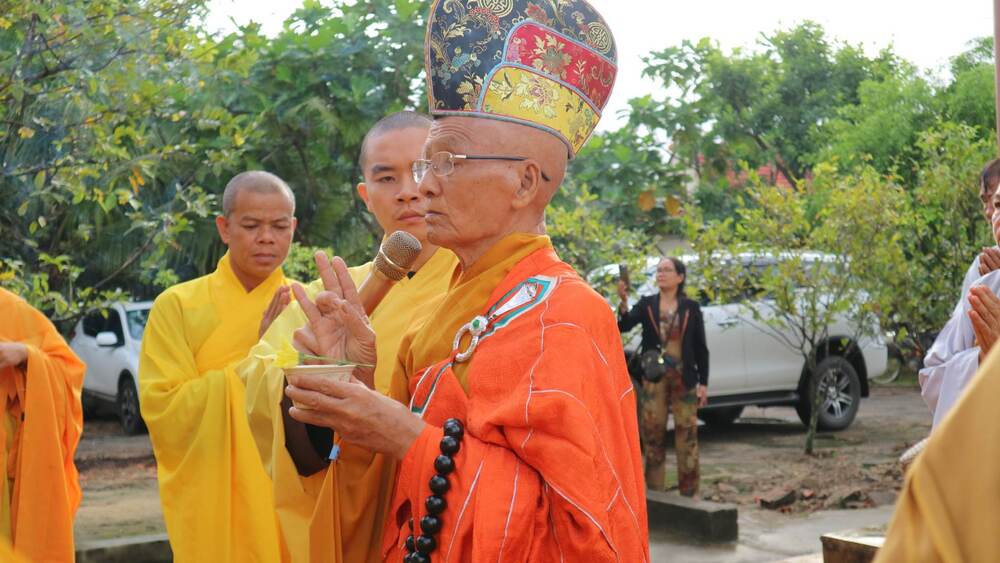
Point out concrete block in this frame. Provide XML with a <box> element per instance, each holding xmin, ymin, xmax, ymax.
<box><xmin>646</xmin><ymin>489</ymin><xmax>739</xmax><ymax>543</ymax></box>
<box><xmin>76</xmin><ymin>533</ymin><xmax>172</xmax><ymax>563</ymax></box>
<box><xmin>820</xmin><ymin>527</ymin><xmax>884</xmax><ymax>563</ymax></box>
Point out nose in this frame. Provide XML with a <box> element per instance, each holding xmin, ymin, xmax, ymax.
<box><xmin>418</xmin><ymin>170</ymin><xmax>441</xmax><ymax>198</ymax></box>
<box><xmin>257</xmin><ymin>225</ymin><xmax>277</xmax><ymax>244</ymax></box>
<box><xmin>397</xmin><ymin>174</ymin><xmax>422</xmax><ymax>203</ymax></box>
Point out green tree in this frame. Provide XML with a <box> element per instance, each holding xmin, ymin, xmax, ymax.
<box><xmin>637</xmin><ymin>22</ymin><xmax>899</xmax><ymax>186</ymax></box>
<box><xmin>220</xmin><ymin>0</ymin><xmax>430</xmax><ymax>267</ymax></box>
<box><xmin>941</xmin><ymin>37</ymin><xmax>997</xmax><ymax>137</ymax></box>
<box><xmin>0</xmin><ymin>0</ymin><xmax>254</xmax><ymax>324</ymax></box>
<box><xmin>687</xmin><ymin>163</ymin><xmax>909</xmax><ymax>454</ymax></box>
<box><xmin>565</xmin><ymin>119</ymin><xmax>687</xmax><ymax>240</ymax></box>
<box><xmin>813</xmin><ymin>72</ymin><xmax>938</xmax><ymax>178</ymax></box>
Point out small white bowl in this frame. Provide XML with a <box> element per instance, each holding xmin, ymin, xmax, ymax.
<box><xmin>283</xmin><ymin>364</ymin><xmax>354</xmax><ymax>410</ymax></box>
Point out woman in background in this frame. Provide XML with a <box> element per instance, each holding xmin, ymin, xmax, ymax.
<box><xmin>618</xmin><ymin>256</ymin><xmax>709</xmax><ymax>496</ymax></box>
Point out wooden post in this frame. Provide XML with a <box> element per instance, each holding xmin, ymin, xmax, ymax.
<box><xmin>995</xmin><ymin>0</ymin><xmax>1000</xmax><ymax>147</ymax></box>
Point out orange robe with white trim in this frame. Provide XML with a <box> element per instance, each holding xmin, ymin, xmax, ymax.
<box><xmin>0</xmin><ymin>288</ymin><xmax>84</xmax><ymax>562</ymax></box>
<box><xmin>382</xmin><ymin>235</ymin><xmax>649</xmax><ymax>562</ymax></box>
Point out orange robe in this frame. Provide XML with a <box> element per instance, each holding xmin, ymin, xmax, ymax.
<box><xmin>382</xmin><ymin>235</ymin><xmax>649</xmax><ymax>562</ymax></box>
<box><xmin>0</xmin><ymin>288</ymin><xmax>84</xmax><ymax>562</ymax></box>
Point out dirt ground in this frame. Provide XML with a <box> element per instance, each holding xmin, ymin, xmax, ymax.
<box><xmin>72</xmin><ymin>381</ymin><xmax>931</xmax><ymax>544</ymax></box>
<box><xmin>691</xmin><ymin>381</ymin><xmax>930</xmax><ymax>513</ymax></box>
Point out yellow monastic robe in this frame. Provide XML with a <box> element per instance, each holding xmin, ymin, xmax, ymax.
<box><xmin>0</xmin><ymin>288</ymin><xmax>84</xmax><ymax>562</ymax></box>
<box><xmin>139</xmin><ymin>253</ymin><xmax>290</xmax><ymax>562</ymax></box>
<box><xmin>876</xmin><ymin>341</ymin><xmax>1000</xmax><ymax>562</ymax></box>
<box><xmin>241</xmin><ymin>247</ymin><xmax>457</xmax><ymax>563</ymax></box>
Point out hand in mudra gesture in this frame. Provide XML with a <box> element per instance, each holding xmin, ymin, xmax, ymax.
<box><xmin>291</xmin><ymin>251</ymin><xmax>377</xmax><ymax>387</ymax></box>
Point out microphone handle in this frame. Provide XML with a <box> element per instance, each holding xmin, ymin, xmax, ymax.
<box><xmin>357</xmin><ymin>267</ymin><xmax>396</xmax><ymax>315</ymax></box>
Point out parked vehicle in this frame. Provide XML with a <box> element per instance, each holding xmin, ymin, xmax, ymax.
<box><xmin>69</xmin><ymin>301</ymin><xmax>152</xmax><ymax>434</ymax></box>
<box><xmin>593</xmin><ymin>253</ymin><xmax>888</xmax><ymax>431</ymax></box>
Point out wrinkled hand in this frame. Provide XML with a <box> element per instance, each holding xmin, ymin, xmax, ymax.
<box><xmin>0</xmin><ymin>342</ymin><xmax>28</xmax><ymax>371</ymax></box>
<box><xmin>968</xmin><ymin>285</ymin><xmax>1000</xmax><ymax>360</ymax></box>
<box><xmin>291</xmin><ymin>251</ymin><xmax>377</xmax><ymax>387</ymax></box>
<box><xmin>696</xmin><ymin>384</ymin><xmax>708</xmax><ymax>408</ymax></box>
<box><xmin>285</xmin><ymin>373</ymin><xmax>425</xmax><ymax>460</ymax></box>
<box><xmin>980</xmin><ymin>248</ymin><xmax>1000</xmax><ymax>276</ymax></box>
<box><xmin>259</xmin><ymin>286</ymin><xmax>292</xmax><ymax>339</ymax></box>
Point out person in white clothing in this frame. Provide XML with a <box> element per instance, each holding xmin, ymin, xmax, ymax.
<box><xmin>921</xmin><ymin>159</ymin><xmax>1000</xmax><ymax>428</ymax></box>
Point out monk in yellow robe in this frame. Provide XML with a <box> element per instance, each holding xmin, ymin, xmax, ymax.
<box><xmin>284</xmin><ymin>2</ymin><xmax>649</xmax><ymax>560</ymax></box>
<box><xmin>139</xmin><ymin>171</ymin><xmax>297</xmax><ymax>562</ymax></box>
<box><xmin>876</xmin><ymin>309</ymin><xmax>1000</xmax><ymax>561</ymax></box>
<box><xmin>0</xmin><ymin>288</ymin><xmax>84</xmax><ymax>562</ymax></box>
<box><xmin>241</xmin><ymin>111</ymin><xmax>457</xmax><ymax>563</ymax></box>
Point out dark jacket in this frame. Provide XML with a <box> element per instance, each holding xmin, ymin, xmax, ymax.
<box><xmin>618</xmin><ymin>294</ymin><xmax>709</xmax><ymax>389</ymax></box>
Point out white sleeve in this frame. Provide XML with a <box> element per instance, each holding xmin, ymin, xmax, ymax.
<box><xmin>920</xmin><ymin>268</ymin><xmax>1000</xmax><ymax>428</ymax></box>
<box><xmin>919</xmin><ymin>298</ymin><xmax>978</xmax><ymax>425</ymax></box>
<box><xmin>959</xmin><ymin>255</ymin><xmax>981</xmax><ymax>299</ymax></box>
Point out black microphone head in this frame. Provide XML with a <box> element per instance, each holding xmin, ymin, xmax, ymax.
<box><xmin>375</xmin><ymin>231</ymin><xmax>422</xmax><ymax>281</ymax></box>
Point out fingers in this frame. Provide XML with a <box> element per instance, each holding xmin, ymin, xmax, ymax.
<box><xmin>315</xmin><ymin>251</ymin><xmax>343</xmax><ymax>298</ymax></box>
<box><xmin>292</xmin><ymin>283</ymin><xmax>322</xmax><ymax>324</ymax></box>
<box><xmin>971</xmin><ymin>309</ymin><xmax>997</xmax><ymax>354</ymax></box>
<box><xmin>331</xmin><ymin>256</ymin><xmax>362</xmax><ymax>309</ymax></box>
<box><xmin>293</xmin><ymin>326</ymin><xmax>321</xmax><ymax>356</ymax></box>
<box><xmin>982</xmin><ymin>248</ymin><xmax>1000</xmax><ymax>274</ymax></box>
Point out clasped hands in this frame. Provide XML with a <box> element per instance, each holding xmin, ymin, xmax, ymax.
<box><xmin>284</xmin><ymin>251</ymin><xmax>424</xmax><ymax>460</ymax></box>
<box><xmin>968</xmin><ymin>284</ymin><xmax>1000</xmax><ymax>361</ymax></box>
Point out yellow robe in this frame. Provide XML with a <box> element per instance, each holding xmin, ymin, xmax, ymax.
<box><xmin>139</xmin><ymin>253</ymin><xmax>289</xmax><ymax>562</ymax></box>
<box><xmin>241</xmin><ymin>247</ymin><xmax>457</xmax><ymax>563</ymax></box>
<box><xmin>0</xmin><ymin>288</ymin><xmax>84</xmax><ymax>562</ymax></box>
<box><xmin>876</xmin><ymin>340</ymin><xmax>1000</xmax><ymax>562</ymax></box>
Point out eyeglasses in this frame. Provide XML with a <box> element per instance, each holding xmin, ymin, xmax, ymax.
<box><xmin>412</xmin><ymin>151</ymin><xmax>551</xmax><ymax>184</ymax></box>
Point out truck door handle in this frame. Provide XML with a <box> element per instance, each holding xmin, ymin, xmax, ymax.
<box><xmin>717</xmin><ymin>318</ymin><xmax>739</xmax><ymax>328</ymax></box>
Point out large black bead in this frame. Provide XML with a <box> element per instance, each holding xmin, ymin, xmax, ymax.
<box><xmin>434</xmin><ymin>454</ymin><xmax>455</xmax><ymax>475</ymax></box>
<box><xmin>416</xmin><ymin>534</ymin><xmax>437</xmax><ymax>554</ymax></box>
<box><xmin>442</xmin><ymin>418</ymin><xmax>464</xmax><ymax>439</ymax></box>
<box><xmin>428</xmin><ymin>474</ymin><xmax>450</xmax><ymax>495</ymax></box>
<box><xmin>425</xmin><ymin>495</ymin><xmax>447</xmax><ymax>515</ymax></box>
<box><xmin>439</xmin><ymin>435</ymin><xmax>461</xmax><ymax>456</ymax></box>
<box><xmin>409</xmin><ymin>553</ymin><xmax>430</xmax><ymax>563</ymax></box>
<box><xmin>405</xmin><ymin>535</ymin><xmax>415</xmax><ymax>552</ymax></box>
<box><xmin>420</xmin><ymin>515</ymin><xmax>442</xmax><ymax>535</ymax></box>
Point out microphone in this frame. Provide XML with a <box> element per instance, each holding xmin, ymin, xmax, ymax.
<box><xmin>357</xmin><ymin>231</ymin><xmax>422</xmax><ymax>315</ymax></box>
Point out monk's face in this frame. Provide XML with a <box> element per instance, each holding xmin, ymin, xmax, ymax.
<box><xmin>418</xmin><ymin>117</ymin><xmax>553</xmax><ymax>260</ymax></box>
<box><xmin>216</xmin><ymin>189</ymin><xmax>296</xmax><ymax>287</ymax></box>
<box><xmin>357</xmin><ymin>126</ymin><xmax>431</xmax><ymax>243</ymax></box>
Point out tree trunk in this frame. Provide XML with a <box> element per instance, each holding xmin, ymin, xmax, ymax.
<box><xmin>804</xmin><ymin>354</ymin><xmax>822</xmax><ymax>455</ymax></box>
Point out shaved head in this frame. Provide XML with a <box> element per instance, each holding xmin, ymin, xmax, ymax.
<box><xmin>222</xmin><ymin>171</ymin><xmax>295</xmax><ymax>217</ymax></box>
<box><xmin>359</xmin><ymin>111</ymin><xmax>433</xmax><ymax>172</ymax></box>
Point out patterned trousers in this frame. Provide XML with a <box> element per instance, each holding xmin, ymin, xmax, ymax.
<box><xmin>639</xmin><ymin>369</ymin><xmax>700</xmax><ymax>496</ymax></box>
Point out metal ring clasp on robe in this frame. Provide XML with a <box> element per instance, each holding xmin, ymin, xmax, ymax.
<box><xmin>452</xmin><ymin>315</ymin><xmax>489</xmax><ymax>363</ymax></box>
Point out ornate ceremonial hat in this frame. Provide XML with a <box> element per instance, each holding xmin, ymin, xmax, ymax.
<box><xmin>425</xmin><ymin>0</ymin><xmax>618</xmax><ymax>157</ymax></box>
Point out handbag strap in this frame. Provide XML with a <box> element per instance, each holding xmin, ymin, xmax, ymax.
<box><xmin>648</xmin><ymin>299</ymin><xmax>689</xmax><ymax>349</ymax></box>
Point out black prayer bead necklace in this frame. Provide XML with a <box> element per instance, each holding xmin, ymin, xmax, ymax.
<box><xmin>405</xmin><ymin>418</ymin><xmax>464</xmax><ymax>563</ymax></box>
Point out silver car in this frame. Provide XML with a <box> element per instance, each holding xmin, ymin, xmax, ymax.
<box><xmin>69</xmin><ymin>301</ymin><xmax>152</xmax><ymax>434</ymax></box>
<box><xmin>595</xmin><ymin>254</ymin><xmax>888</xmax><ymax>431</ymax></box>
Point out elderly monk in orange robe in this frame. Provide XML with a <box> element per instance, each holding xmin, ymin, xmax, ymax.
<box><xmin>139</xmin><ymin>171</ymin><xmax>296</xmax><ymax>562</ymax></box>
<box><xmin>283</xmin><ymin>1</ymin><xmax>649</xmax><ymax>561</ymax></box>
<box><xmin>0</xmin><ymin>288</ymin><xmax>84</xmax><ymax>561</ymax></box>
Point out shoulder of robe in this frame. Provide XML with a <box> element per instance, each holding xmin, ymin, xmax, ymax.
<box><xmin>152</xmin><ymin>274</ymin><xmax>213</xmax><ymax>308</ymax></box>
<box><xmin>541</xmin><ymin>267</ymin><xmax>618</xmax><ymax>330</ymax></box>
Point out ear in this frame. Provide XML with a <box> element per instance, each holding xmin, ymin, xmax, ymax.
<box><xmin>511</xmin><ymin>160</ymin><xmax>542</xmax><ymax>210</ymax></box>
<box><xmin>215</xmin><ymin>215</ymin><xmax>230</xmax><ymax>245</ymax></box>
<box><xmin>356</xmin><ymin>182</ymin><xmax>373</xmax><ymax>212</ymax></box>
<box><xmin>290</xmin><ymin>217</ymin><xmax>298</xmax><ymax>237</ymax></box>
